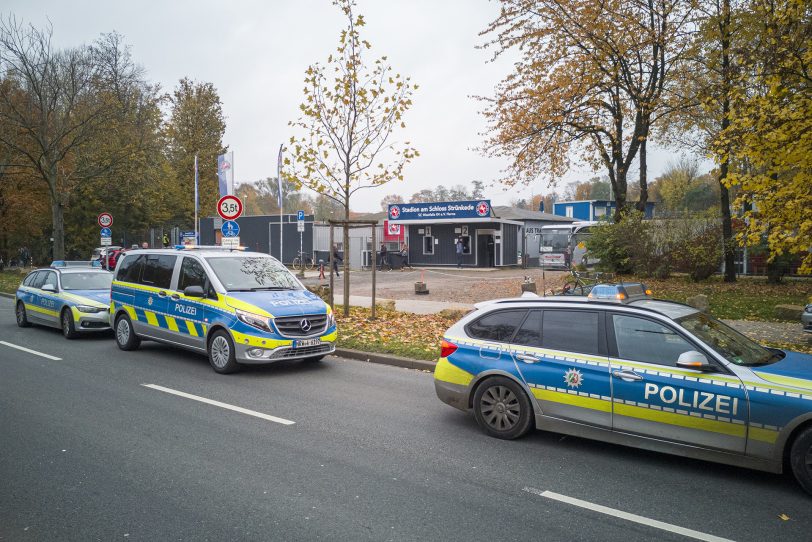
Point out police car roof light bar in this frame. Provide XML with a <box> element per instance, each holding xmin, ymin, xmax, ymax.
<box><xmin>173</xmin><ymin>245</ymin><xmax>246</xmax><ymax>251</ymax></box>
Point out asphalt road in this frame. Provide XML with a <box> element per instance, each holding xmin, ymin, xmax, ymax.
<box><xmin>1</xmin><ymin>296</ymin><xmax>810</xmax><ymax>542</ymax></box>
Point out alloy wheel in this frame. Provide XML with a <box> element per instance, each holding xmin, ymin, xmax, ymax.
<box><xmin>211</xmin><ymin>336</ymin><xmax>230</xmax><ymax>368</ymax></box>
<box><xmin>479</xmin><ymin>385</ymin><xmax>521</xmax><ymax>431</ymax></box>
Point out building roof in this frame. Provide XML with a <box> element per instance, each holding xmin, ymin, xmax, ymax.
<box><xmin>491</xmin><ymin>205</ymin><xmax>575</xmax><ymax>222</ymax></box>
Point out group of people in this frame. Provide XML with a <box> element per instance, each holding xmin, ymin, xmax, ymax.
<box><xmin>328</xmin><ymin>242</ymin><xmax>411</xmax><ymax>277</ymax></box>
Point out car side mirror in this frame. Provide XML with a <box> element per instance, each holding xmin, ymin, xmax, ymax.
<box><xmin>676</xmin><ymin>350</ymin><xmax>713</xmax><ymax>371</ymax></box>
<box><xmin>184</xmin><ymin>285</ymin><xmax>205</xmax><ymax>298</ymax></box>
<box><xmin>41</xmin><ymin>284</ymin><xmax>56</xmax><ymax>293</ymax></box>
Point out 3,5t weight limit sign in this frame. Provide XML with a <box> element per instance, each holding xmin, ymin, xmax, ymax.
<box><xmin>217</xmin><ymin>195</ymin><xmax>243</xmax><ymax>220</ymax></box>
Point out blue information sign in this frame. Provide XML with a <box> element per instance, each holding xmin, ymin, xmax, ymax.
<box><xmin>297</xmin><ymin>210</ymin><xmax>305</xmax><ymax>221</ymax></box>
<box><xmin>387</xmin><ymin>200</ymin><xmax>492</xmax><ymax>221</ymax></box>
<box><xmin>181</xmin><ymin>231</ymin><xmax>196</xmax><ymax>239</ymax></box>
<box><xmin>100</xmin><ymin>227</ymin><xmax>112</xmax><ymax>237</ymax></box>
<box><xmin>221</xmin><ymin>221</ymin><xmax>240</xmax><ymax>237</ymax></box>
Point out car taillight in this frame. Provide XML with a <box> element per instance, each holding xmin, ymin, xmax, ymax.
<box><xmin>440</xmin><ymin>339</ymin><xmax>458</xmax><ymax>359</ymax></box>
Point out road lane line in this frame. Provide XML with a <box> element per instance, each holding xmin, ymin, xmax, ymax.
<box><xmin>523</xmin><ymin>487</ymin><xmax>734</xmax><ymax>542</ymax></box>
<box><xmin>142</xmin><ymin>384</ymin><xmax>295</xmax><ymax>425</ymax></box>
<box><xmin>0</xmin><ymin>341</ymin><xmax>62</xmax><ymax>361</ymax></box>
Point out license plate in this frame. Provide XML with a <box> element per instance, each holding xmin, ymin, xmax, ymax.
<box><xmin>294</xmin><ymin>338</ymin><xmax>321</xmax><ymax>348</ymax></box>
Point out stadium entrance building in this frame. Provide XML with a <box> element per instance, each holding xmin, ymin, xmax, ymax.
<box><xmin>388</xmin><ymin>200</ymin><xmax>573</xmax><ymax>268</ymax></box>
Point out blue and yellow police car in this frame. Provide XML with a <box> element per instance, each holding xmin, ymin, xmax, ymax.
<box><xmin>15</xmin><ymin>263</ymin><xmax>113</xmax><ymax>338</ymax></box>
<box><xmin>434</xmin><ymin>284</ymin><xmax>812</xmax><ymax>495</ymax></box>
<box><xmin>109</xmin><ymin>246</ymin><xmax>337</xmax><ymax>374</ymax></box>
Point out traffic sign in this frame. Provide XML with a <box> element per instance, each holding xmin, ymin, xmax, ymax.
<box><xmin>217</xmin><ymin>195</ymin><xmax>243</xmax><ymax>220</ymax></box>
<box><xmin>297</xmin><ymin>210</ymin><xmax>305</xmax><ymax>221</ymax></box>
<box><xmin>100</xmin><ymin>227</ymin><xmax>112</xmax><ymax>237</ymax></box>
<box><xmin>98</xmin><ymin>213</ymin><xmax>113</xmax><ymax>228</ymax></box>
<box><xmin>100</xmin><ymin>237</ymin><xmax>112</xmax><ymax>246</ymax></box>
<box><xmin>221</xmin><ymin>236</ymin><xmax>240</xmax><ymax>248</ymax></box>
<box><xmin>181</xmin><ymin>231</ymin><xmax>196</xmax><ymax>239</ymax></box>
<box><xmin>297</xmin><ymin>221</ymin><xmax>305</xmax><ymax>233</ymax></box>
<box><xmin>221</xmin><ymin>220</ymin><xmax>240</xmax><ymax>237</ymax></box>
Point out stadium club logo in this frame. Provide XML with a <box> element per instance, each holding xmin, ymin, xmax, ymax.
<box><xmin>476</xmin><ymin>201</ymin><xmax>490</xmax><ymax>217</ymax></box>
<box><xmin>389</xmin><ymin>205</ymin><xmax>401</xmax><ymax>219</ymax></box>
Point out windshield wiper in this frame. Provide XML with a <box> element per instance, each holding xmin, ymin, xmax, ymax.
<box><xmin>248</xmin><ymin>286</ymin><xmax>297</xmax><ymax>291</ymax></box>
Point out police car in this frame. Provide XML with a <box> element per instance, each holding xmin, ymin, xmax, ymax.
<box><xmin>434</xmin><ymin>284</ymin><xmax>812</xmax><ymax>494</ymax></box>
<box><xmin>110</xmin><ymin>246</ymin><xmax>337</xmax><ymax>373</ymax></box>
<box><xmin>15</xmin><ymin>264</ymin><xmax>113</xmax><ymax>338</ymax></box>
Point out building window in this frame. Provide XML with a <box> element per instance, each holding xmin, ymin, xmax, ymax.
<box><xmin>594</xmin><ymin>206</ymin><xmax>606</xmax><ymax>218</ymax></box>
<box><xmin>565</xmin><ymin>206</ymin><xmax>574</xmax><ymax>218</ymax></box>
<box><xmin>423</xmin><ymin>235</ymin><xmax>434</xmax><ymax>255</ymax></box>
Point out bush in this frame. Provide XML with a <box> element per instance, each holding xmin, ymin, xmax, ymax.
<box><xmin>671</xmin><ymin>225</ymin><xmax>722</xmax><ymax>281</ymax></box>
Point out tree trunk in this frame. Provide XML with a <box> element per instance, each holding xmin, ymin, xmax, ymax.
<box><xmin>719</xmin><ymin>0</ymin><xmax>736</xmax><ymax>282</ymax></box>
<box><xmin>635</xmin><ymin>136</ymin><xmax>648</xmax><ymax>213</ymax></box>
<box><xmin>48</xmin><ymin>164</ymin><xmax>65</xmax><ymax>261</ymax></box>
<box><xmin>613</xmin><ymin>164</ymin><xmax>628</xmax><ymax>222</ymax></box>
<box><xmin>342</xmin><ymin>196</ymin><xmax>350</xmax><ymax>317</ymax></box>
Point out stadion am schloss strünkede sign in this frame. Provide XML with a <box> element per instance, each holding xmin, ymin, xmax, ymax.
<box><xmin>387</xmin><ymin>200</ymin><xmax>492</xmax><ymax>221</ymax></box>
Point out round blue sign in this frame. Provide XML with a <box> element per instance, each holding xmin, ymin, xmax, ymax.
<box><xmin>100</xmin><ymin>227</ymin><xmax>112</xmax><ymax>237</ymax></box>
<box><xmin>221</xmin><ymin>220</ymin><xmax>240</xmax><ymax>237</ymax></box>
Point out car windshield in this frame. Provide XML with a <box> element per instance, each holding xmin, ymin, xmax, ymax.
<box><xmin>206</xmin><ymin>256</ymin><xmax>301</xmax><ymax>291</ymax></box>
<box><xmin>61</xmin><ymin>272</ymin><xmax>113</xmax><ymax>291</ymax></box>
<box><xmin>677</xmin><ymin>312</ymin><xmax>777</xmax><ymax>366</ymax></box>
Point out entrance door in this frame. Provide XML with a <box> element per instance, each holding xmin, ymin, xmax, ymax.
<box><xmin>477</xmin><ymin>234</ymin><xmax>494</xmax><ymax>267</ymax></box>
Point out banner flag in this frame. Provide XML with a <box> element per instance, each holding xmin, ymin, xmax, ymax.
<box><xmin>217</xmin><ymin>151</ymin><xmax>234</xmax><ymax>197</ymax></box>
<box><xmin>276</xmin><ymin>146</ymin><xmax>283</xmax><ymax>208</ymax></box>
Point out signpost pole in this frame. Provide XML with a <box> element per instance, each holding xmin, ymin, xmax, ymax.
<box><xmin>277</xmin><ymin>145</ymin><xmax>284</xmax><ymax>264</ymax></box>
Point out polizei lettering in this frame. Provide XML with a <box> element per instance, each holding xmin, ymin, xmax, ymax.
<box><xmin>175</xmin><ymin>303</ymin><xmax>197</xmax><ymax>316</ymax></box>
<box><xmin>644</xmin><ymin>383</ymin><xmax>739</xmax><ymax>416</ymax></box>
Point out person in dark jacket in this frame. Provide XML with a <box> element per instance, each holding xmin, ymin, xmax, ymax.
<box><xmin>378</xmin><ymin>243</ymin><xmax>388</xmax><ymax>270</ymax></box>
<box><xmin>332</xmin><ymin>244</ymin><xmax>342</xmax><ymax>277</ymax></box>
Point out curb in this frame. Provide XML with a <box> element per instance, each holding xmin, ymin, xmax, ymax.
<box><xmin>0</xmin><ymin>292</ymin><xmax>14</xmax><ymax>299</ymax></box>
<box><xmin>333</xmin><ymin>347</ymin><xmax>436</xmax><ymax>372</ymax></box>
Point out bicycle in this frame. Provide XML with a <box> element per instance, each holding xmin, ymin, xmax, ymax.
<box><xmin>560</xmin><ymin>268</ymin><xmax>614</xmax><ymax>295</ymax></box>
<box><xmin>292</xmin><ymin>251</ymin><xmax>315</xmax><ymax>271</ymax></box>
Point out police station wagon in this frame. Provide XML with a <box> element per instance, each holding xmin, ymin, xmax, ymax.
<box><xmin>110</xmin><ymin>247</ymin><xmax>336</xmax><ymax>373</ymax></box>
<box><xmin>16</xmin><ymin>265</ymin><xmax>112</xmax><ymax>338</ymax></box>
<box><xmin>434</xmin><ymin>285</ymin><xmax>812</xmax><ymax>495</ymax></box>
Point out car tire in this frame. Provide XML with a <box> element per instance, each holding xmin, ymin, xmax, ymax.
<box><xmin>61</xmin><ymin>308</ymin><xmax>78</xmax><ymax>340</ymax></box>
<box><xmin>16</xmin><ymin>301</ymin><xmax>31</xmax><ymax>328</ymax></box>
<box><xmin>789</xmin><ymin>425</ymin><xmax>812</xmax><ymax>495</ymax></box>
<box><xmin>473</xmin><ymin>376</ymin><xmax>534</xmax><ymax>440</ymax></box>
<box><xmin>114</xmin><ymin>313</ymin><xmax>141</xmax><ymax>351</ymax></box>
<box><xmin>208</xmin><ymin>329</ymin><xmax>239</xmax><ymax>374</ymax></box>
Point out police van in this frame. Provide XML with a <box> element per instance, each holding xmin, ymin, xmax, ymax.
<box><xmin>15</xmin><ymin>263</ymin><xmax>112</xmax><ymax>338</ymax></box>
<box><xmin>434</xmin><ymin>284</ymin><xmax>812</xmax><ymax>494</ymax></box>
<box><xmin>110</xmin><ymin>247</ymin><xmax>336</xmax><ymax>373</ymax></box>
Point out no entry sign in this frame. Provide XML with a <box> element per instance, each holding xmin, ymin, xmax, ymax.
<box><xmin>217</xmin><ymin>195</ymin><xmax>243</xmax><ymax>221</ymax></box>
<box><xmin>98</xmin><ymin>213</ymin><xmax>113</xmax><ymax>228</ymax></box>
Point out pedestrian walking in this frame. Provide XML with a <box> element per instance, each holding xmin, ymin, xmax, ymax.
<box><xmin>399</xmin><ymin>242</ymin><xmax>411</xmax><ymax>271</ymax></box>
<box><xmin>378</xmin><ymin>242</ymin><xmax>388</xmax><ymax>270</ymax></box>
<box><xmin>332</xmin><ymin>244</ymin><xmax>342</xmax><ymax>278</ymax></box>
<box><xmin>456</xmin><ymin>238</ymin><xmax>464</xmax><ymax>268</ymax></box>
<box><xmin>162</xmin><ymin>233</ymin><xmax>170</xmax><ymax>248</ymax></box>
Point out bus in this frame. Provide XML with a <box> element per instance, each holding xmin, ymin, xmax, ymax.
<box><xmin>538</xmin><ymin>221</ymin><xmax>599</xmax><ymax>268</ymax></box>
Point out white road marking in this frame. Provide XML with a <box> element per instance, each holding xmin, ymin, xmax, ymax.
<box><xmin>523</xmin><ymin>487</ymin><xmax>734</xmax><ymax>542</ymax></box>
<box><xmin>0</xmin><ymin>341</ymin><xmax>62</xmax><ymax>361</ymax></box>
<box><xmin>142</xmin><ymin>384</ymin><xmax>295</xmax><ymax>425</ymax></box>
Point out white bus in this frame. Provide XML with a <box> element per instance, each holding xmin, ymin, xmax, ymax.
<box><xmin>538</xmin><ymin>221</ymin><xmax>599</xmax><ymax>268</ymax></box>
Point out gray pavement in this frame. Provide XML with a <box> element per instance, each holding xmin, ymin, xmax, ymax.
<box><xmin>1</xmin><ymin>295</ymin><xmax>811</xmax><ymax>541</ymax></box>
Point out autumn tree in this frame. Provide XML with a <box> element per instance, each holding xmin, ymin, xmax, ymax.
<box><xmin>0</xmin><ymin>20</ymin><xmax>150</xmax><ymax>259</ymax></box>
<box><xmin>722</xmin><ymin>0</ymin><xmax>812</xmax><ymax>273</ymax></box>
<box><xmin>379</xmin><ymin>193</ymin><xmax>404</xmax><ymax>211</ymax></box>
<box><xmin>285</xmin><ymin>0</ymin><xmax>419</xmax><ymax>313</ymax></box>
<box><xmin>480</xmin><ymin>0</ymin><xmax>689</xmax><ymax>220</ymax></box>
<box><xmin>164</xmin><ymin>78</ymin><xmax>227</xmax><ymax>227</ymax></box>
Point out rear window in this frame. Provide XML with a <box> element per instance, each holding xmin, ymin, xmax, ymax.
<box><xmin>141</xmin><ymin>255</ymin><xmax>177</xmax><ymax>289</ymax></box>
<box><xmin>466</xmin><ymin>310</ymin><xmax>527</xmax><ymax>342</ymax></box>
<box><xmin>116</xmin><ymin>254</ymin><xmax>144</xmax><ymax>283</ymax></box>
<box><xmin>542</xmin><ymin>310</ymin><xmax>600</xmax><ymax>355</ymax></box>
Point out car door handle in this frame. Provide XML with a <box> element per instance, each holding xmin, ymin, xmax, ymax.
<box><xmin>516</xmin><ymin>353</ymin><xmax>540</xmax><ymax>364</ymax></box>
<box><xmin>612</xmin><ymin>370</ymin><xmax>643</xmax><ymax>382</ymax></box>
<box><xmin>170</xmin><ymin>294</ymin><xmax>180</xmax><ymax>301</ymax></box>
<box><xmin>158</xmin><ymin>290</ymin><xmax>167</xmax><ymax>298</ymax></box>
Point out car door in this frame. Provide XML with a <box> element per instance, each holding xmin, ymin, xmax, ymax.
<box><xmin>20</xmin><ymin>271</ymin><xmax>45</xmax><ymax>322</ymax></box>
<box><xmin>513</xmin><ymin>309</ymin><xmax>612</xmax><ymax>429</ymax></box>
<box><xmin>165</xmin><ymin>256</ymin><xmax>210</xmax><ymax>349</ymax></box>
<box><xmin>35</xmin><ymin>270</ymin><xmax>61</xmax><ymax>326</ymax></box>
<box><xmin>135</xmin><ymin>254</ymin><xmax>177</xmax><ymax>340</ymax></box>
<box><xmin>608</xmin><ymin>312</ymin><xmax>747</xmax><ymax>454</ymax></box>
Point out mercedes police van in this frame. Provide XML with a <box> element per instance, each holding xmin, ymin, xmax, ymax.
<box><xmin>110</xmin><ymin>246</ymin><xmax>337</xmax><ymax>373</ymax></box>
<box><xmin>434</xmin><ymin>284</ymin><xmax>812</xmax><ymax>495</ymax></box>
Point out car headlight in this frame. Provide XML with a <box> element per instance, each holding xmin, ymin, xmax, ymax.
<box><xmin>76</xmin><ymin>305</ymin><xmax>106</xmax><ymax>313</ymax></box>
<box><xmin>805</xmin><ymin>304</ymin><xmax>812</xmax><ymax>314</ymax></box>
<box><xmin>236</xmin><ymin>309</ymin><xmax>272</xmax><ymax>333</ymax></box>
<box><xmin>327</xmin><ymin>311</ymin><xmax>336</xmax><ymax>328</ymax></box>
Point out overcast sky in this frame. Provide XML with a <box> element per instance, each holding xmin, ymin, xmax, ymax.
<box><xmin>5</xmin><ymin>0</ymin><xmax>694</xmax><ymax>212</ymax></box>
